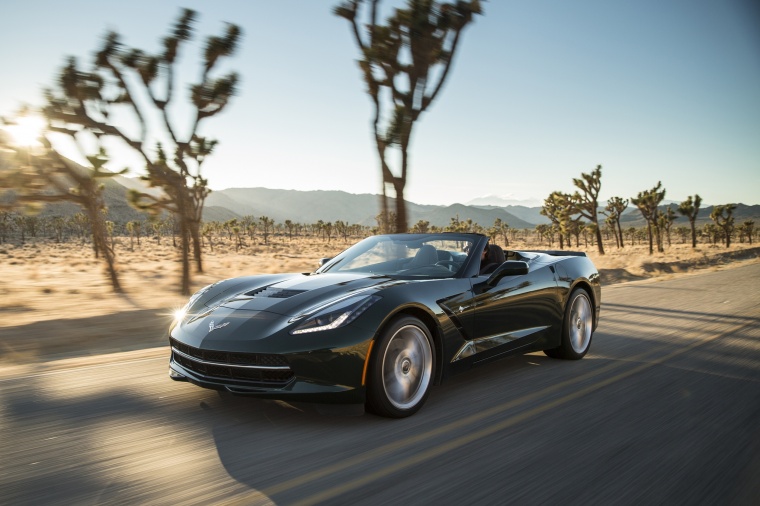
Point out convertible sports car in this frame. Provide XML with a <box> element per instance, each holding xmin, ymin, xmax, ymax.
<box><xmin>169</xmin><ymin>233</ymin><xmax>601</xmax><ymax>418</ymax></box>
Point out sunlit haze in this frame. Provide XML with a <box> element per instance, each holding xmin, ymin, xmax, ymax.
<box><xmin>1</xmin><ymin>0</ymin><xmax>758</xmax><ymax>206</ymax></box>
<box><xmin>3</xmin><ymin>115</ymin><xmax>46</xmax><ymax>147</ymax></box>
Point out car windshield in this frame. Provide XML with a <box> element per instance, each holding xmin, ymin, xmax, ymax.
<box><xmin>318</xmin><ymin>234</ymin><xmax>479</xmax><ymax>279</ymax></box>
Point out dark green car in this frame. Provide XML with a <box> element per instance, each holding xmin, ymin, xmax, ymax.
<box><xmin>169</xmin><ymin>233</ymin><xmax>601</xmax><ymax>418</ymax></box>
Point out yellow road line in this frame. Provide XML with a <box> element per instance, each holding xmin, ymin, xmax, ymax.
<box><xmin>252</xmin><ymin>347</ymin><xmax>662</xmax><ymax>498</ymax></box>
<box><xmin>289</xmin><ymin>318</ymin><xmax>755</xmax><ymax>506</ymax></box>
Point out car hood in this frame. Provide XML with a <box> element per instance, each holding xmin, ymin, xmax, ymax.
<box><xmin>173</xmin><ymin>272</ymin><xmax>412</xmax><ymax>350</ymax></box>
<box><xmin>214</xmin><ymin>272</ymin><xmax>405</xmax><ymax>317</ymax></box>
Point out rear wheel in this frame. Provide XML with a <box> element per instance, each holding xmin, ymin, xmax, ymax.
<box><xmin>366</xmin><ymin>315</ymin><xmax>434</xmax><ymax>418</ymax></box>
<box><xmin>544</xmin><ymin>289</ymin><xmax>593</xmax><ymax>360</ymax></box>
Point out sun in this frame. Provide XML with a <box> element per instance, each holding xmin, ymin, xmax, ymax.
<box><xmin>4</xmin><ymin>115</ymin><xmax>46</xmax><ymax>147</ymax></box>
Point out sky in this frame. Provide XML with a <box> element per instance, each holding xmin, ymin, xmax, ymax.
<box><xmin>1</xmin><ymin>0</ymin><xmax>758</xmax><ymax>207</ymax></box>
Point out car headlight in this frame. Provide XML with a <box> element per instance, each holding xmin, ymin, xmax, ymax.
<box><xmin>290</xmin><ymin>294</ymin><xmax>381</xmax><ymax>335</ymax></box>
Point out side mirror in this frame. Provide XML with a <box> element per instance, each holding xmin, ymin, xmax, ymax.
<box><xmin>318</xmin><ymin>257</ymin><xmax>332</xmax><ymax>267</ymax></box>
<box><xmin>486</xmin><ymin>260</ymin><xmax>529</xmax><ymax>286</ymax></box>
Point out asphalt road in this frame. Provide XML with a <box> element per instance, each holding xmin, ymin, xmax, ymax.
<box><xmin>2</xmin><ymin>263</ymin><xmax>759</xmax><ymax>505</ymax></box>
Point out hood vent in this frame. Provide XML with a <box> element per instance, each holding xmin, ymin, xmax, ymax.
<box><xmin>245</xmin><ymin>286</ymin><xmax>306</xmax><ymax>299</ymax></box>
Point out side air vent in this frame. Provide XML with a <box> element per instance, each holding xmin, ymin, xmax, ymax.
<box><xmin>245</xmin><ymin>286</ymin><xmax>306</xmax><ymax>299</ymax></box>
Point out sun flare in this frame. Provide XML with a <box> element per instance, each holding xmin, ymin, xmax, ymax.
<box><xmin>5</xmin><ymin>115</ymin><xmax>46</xmax><ymax>147</ymax></box>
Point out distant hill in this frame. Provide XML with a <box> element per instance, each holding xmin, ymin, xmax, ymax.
<box><xmin>463</xmin><ymin>204</ymin><xmax>551</xmax><ymax>225</ymax></box>
<box><xmin>465</xmin><ymin>195</ymin><xmax>543</xmax><ymax>208</ymax></box>
<box><xmin>39</xmin><ymin>176</ymin><xmax>154</xmax><ymax>223</ymax></box>
<box><xmin>619</xmin><ymin>203</ymin><xmax>760</xmax><ymax>228</ymax></box>
<box><xmin>413</xmin><ymin>203</ymin><xmax>535</xmax><ymax>229</ymax></box>
<box><xmin>205</xmin><ymin>188</ymin><xmax>535</xmax><ymax>229</ymax></box>
<box><xmin>206</xmin><ymin>187</ymin><xmax>402</xmax><ymax>225</ymax></box>
<box><xmin>206</xmin><ymin>187</ymin><xmax>443</xmax><ymax>226</ymax></box>
<box><xmin>9</xmin><ymin>160</ymin><xmax>758</xmax><ymax>229</ymax></box>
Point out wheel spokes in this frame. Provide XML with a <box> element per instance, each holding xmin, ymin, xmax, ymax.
<box><xmin>569</xmin><ymin>294</ymin><xmax>592</xmax><ymax>354</ymax></box>
<box><xmin>381</xmin><ymin>325</ymin><xmax>432</xmax><ymax>410</ymax></box>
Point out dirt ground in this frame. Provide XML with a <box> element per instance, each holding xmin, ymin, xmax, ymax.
<box><xmin>1</xmin><ymin>236</ymin><xmax>758</xmax><ymax>366</ymax></box>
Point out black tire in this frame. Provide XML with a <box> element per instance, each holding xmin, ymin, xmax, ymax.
<box><xmin>366</xmin><ymin>315</ymin><xmax>434</xmax><ymax>418</ymax></box>
<box><xmin>543</xmin><ymin>288</ymin><xmax>594</xmax><ymax>360</ymax></box>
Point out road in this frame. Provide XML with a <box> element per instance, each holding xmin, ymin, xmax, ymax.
<box><xmin>2</xmin><ymin>263</ymin><xmax>759</xmax><ymax>505</ymax></box>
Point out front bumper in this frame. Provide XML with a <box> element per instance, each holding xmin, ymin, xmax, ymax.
<box><xmin>168</xmin><ymin>337</ymin><xmax>370</xmax><ymax>404</ymax></box>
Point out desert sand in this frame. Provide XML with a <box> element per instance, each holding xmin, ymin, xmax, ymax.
<box><xmin>1</xmin><ymin>236</ymin><xmax>758</xmax><ymax>365</ymax></box>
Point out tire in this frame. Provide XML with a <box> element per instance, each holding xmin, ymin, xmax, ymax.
<box><xmin>544</xmin><ymin>288</ymin><xmax>594</xmax><ymax>360</ymax></box>
<box><xmin>366</xmin><ymin>315</ymin><xmax>434</xmax><ymax>418</ymax></box>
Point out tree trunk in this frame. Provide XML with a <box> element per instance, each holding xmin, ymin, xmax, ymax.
<box><xmin>690</xmin><ymin>220</ymin><xmax>697</xmax><ymax>248</ymax></box>
<box><xmin>190</xmin><ymin>218</ymin><xmax>203</xmax><ymax>273</ymax></box>
<box><xmin>179</xmin><ymin>216</ymin><xmax>191</xmax><ymax>295</ymax></box>
<box><xmin>594</xmin><ymin>221</ymin><xmax>605</xmax><ymax>255</ymax></box>
<box><xmin>87</xmin><ymin>201</ymin><xmax>122</xmax><ymax>293</ymax></box>
<box><xmin>655</xmin><ymin>224</ymin><xmax>664</xmax><ymax>253</ymax></box>
<box><xmin>615</xmin><ymin>220</ymin><xmax>624</xmax><ymax>249</ymax></box>
<box><xmin>378</xmin><ymin>192</ymin><xmax>388</xmax><ymax>233</ymax></box>
<box><xmin>394</xmin><ymin>180</ymin><xmax>408</xmax><ymax>233</ymax></box>
<box><xmin>175</xmin><ymin>194</ymin><xmax>191</xmax><ymax>296</ymax></box>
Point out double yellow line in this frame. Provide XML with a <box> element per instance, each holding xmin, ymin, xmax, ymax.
<box><xmin>235</xmin><ymin>317</ymin><xmax>756</xmax><ymax>506</ymax></box>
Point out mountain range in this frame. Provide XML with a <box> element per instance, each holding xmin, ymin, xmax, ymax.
<box><xmin>27</xmin><ymin>173</ymin><xmax>760</xmax><ymax>230</ymax></box>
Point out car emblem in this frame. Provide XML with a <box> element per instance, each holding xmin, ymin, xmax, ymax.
<box><xmin>208</xmin><ymin>320</ymin><xmax>230</xmax><ymax>333</ymax></box>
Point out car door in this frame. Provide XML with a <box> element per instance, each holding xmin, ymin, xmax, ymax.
<box><xmin>463</xmin><ymin>264</ymin><xmax>561</xmax><ymax>364</ymax></box>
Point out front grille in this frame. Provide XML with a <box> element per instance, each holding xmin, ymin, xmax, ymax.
<box><xmin>170</xmin><ymin>338</ymin><xmax>289</xmax><ymax>367</ymax></box>
<box><xmin>170</xmin><ymin>338</ymin><xmax>294</xmax><ymax>387</ymax></box>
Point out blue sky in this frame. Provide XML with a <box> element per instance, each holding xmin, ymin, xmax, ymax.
<box><xmin>1</xmin><ymin>0</ymin><xmax>758</xmax><ymax>206</ymax></box>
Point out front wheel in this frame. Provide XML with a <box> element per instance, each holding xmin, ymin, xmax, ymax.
<box><xmin>544</xmin><ymin>289</ymin><xmax>594</xmax><ymax>360</ymax></box>
<box><xmin>366</xmin><ymin>316</ymin><xmax>434</xmax><ymax>418</ymax></box>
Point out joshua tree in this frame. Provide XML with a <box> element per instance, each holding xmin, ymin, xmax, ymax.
<box><xmin>604</xmin><ymin>196</ymin><xmax>628</xmax><ymax>249</ymax></box>
<box><xmin>492</xmin><ymin>218</ymin><xmax>510</xmax><ymax>247</ymax></box>
<box><xmin>284</xmin><ymin>219</ymin><xmax>297</xmax><ymax>240</ymax></box>
<box><xmin>541</xmin><ymin>191</ymin><xmax>576</xmax><ymax>250</ymax></box>
<box><xmin>535</xmin><ymin>224</ymin><xmax>549</xmax><ymax>245</ymax></box>
<box><xmin>106</xmin><ymin>220</ymin><xmax>116</xmax><ymax>249</ymax></box>
<box><xmin>710</xmin><ymin>204</ymin><xmax>737</xmax><ymax>248</ymax></box>
<box><xmin>0</xmin><ymin>130</ymin><xmax>124</xmax><ymax>291</ymax></box>
<box><xmin>42</xmin><ymin>9</ymin><xmax>241</xmax><ymax>294</ymax></box>
<box><xmin>335</xmin><ymin>0</ymin><xmax>482</xmax><ymax>232</ymax></box>
<box><xmin>0</xmin><ymin>211</ymin><xmax>13</xmax><ymax>243</ymax></box>
<box><xmin>50</xmin><ymin>216</ymin><xmax>65</xmax><ymax>243</ymax></box>
<box><xmin>334</xmin><ymin>220</ymin><xmax>349</xmax><ymax>242</ymax></box>
<box><xmin>411</xmin><ymin>219</ymin><xmax>430</xmax><ymax>233</ymax></box>
<box><xmin>658</xmin><ymin>206</ymin><xmax>676</xmax><ymax>248</ymax></box>
<box><xmin>323</xmin><ymin>221</ymin><xmax>334</xmax><ymax>243</ymax></box>
<box><xmin>223</xmin><ymin>219</ymin><xmax>238</xmax><ymax>241</ymax></box>
<box><xmin>71</xmin><ymin>212</ymin><xmax>90</xmax><ymax>242</ymax></box>
<box><xmin>232</xmin><ymin>225</ymin><xmax>244</xmax><ymax>251</ymax></box>
<box><xmin>570</xmin><ymin>165</ymin><xmax>605</xmax><ymax>254</ymax></box>
<box><xmin>259</xmin><ymin>216</ymin><xmax>274</xmax><ymax>245</ymax></box>
<box><xmin>567</xmin><ymin>220</ymin><xmax>583</xmax><ymax>248</ymax></box>
<box><xmin>677</xmin><ymin>194</ymin><xmax>702</xmax><ymax>248</ymax></box>
<box><xmin>739</xmin><ymin>220</ymin><xmax>754</xmax><ymax>244</ymax></box>
<box><xmin>237</xmin><ymin>216</ymin><xmax>254</xmax><ymax>240</ymax></box>
<box><xmin>126</xmin><ymin>221</ymin><xmax>136</xmax><ymax>250</ymax></box>
<box><xmin>702</xmin><ymin>223</ymin><xmax>720</xmax><ymax>245</ymax></box>
<box><xmin>674</xmin><ymin>226</ymin><xmax>690</xmax><ymax>245</ymax></box>
<box><xmin>631</xmin><ymin>182</ymin><xmax>666</xmax><ymax>255</ymax></box>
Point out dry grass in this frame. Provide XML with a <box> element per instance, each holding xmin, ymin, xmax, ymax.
<box><xmin>0</xmin><ymin>237</ymin><xmax>350</xmax><ymax>325</ymax></box>
<box><xmin>586</xmin><ymin>241</ymin><xmax>760</xmax><ymax>283</ymax></box>
<box><xmin>1</xmin><ymin>236</ymin><xmax>758</xmax><ymax>365</ymax></box>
